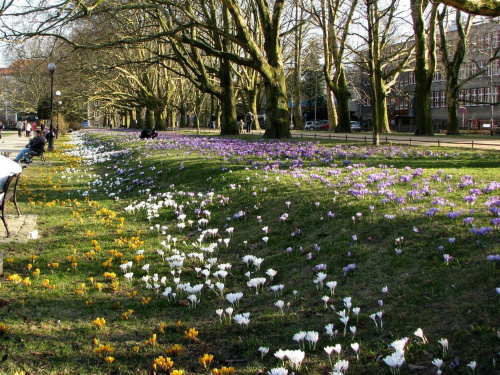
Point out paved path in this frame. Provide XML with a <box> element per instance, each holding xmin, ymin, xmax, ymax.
<box><xmin>0</xmin><ymin>130</ymin><xmax>32</xmax><ymax>157</ymax></box>
<box><xmin>290</xmin><ymin>131</ymin><xmax>500</xmax><ymax>150</ymax></box>
<box><xmin>0</xmin><ymin>131</ymin><xmax>41</xmax><ymax>244</ymax></box>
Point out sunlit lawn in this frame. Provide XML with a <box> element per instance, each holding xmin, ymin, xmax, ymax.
<box><xmin>0</xmin><ymin>129</ymin><xmax>498</xmax><ymax>375</ymax></box>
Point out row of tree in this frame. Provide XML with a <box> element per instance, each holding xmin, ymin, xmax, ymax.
<box><xmin>0</xmin><ymin>0</ymin><xmax>498</xmax><ymax>143</ymax></box>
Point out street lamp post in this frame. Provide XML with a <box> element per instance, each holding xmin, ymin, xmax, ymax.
<box><xmin>47</xmin><ymin>63</ymin><xmax>56</xmax><ymax>150</ymax></box>
<box><xmin>56</xmin><ymin>90</ymin><xmax>61</xmax><ymax>139</ymax></box>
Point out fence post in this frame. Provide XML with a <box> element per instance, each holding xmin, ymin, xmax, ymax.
<box><xmin>385</xmin><ymin>137</ymin><xmax>388</xmax><ymax>143</ymax></box>
<box><xmin>438</xmin><ymin>139</ymin><xmax>440</xmax><ymax>147</ymax></box>
<box><xmin>410</xmin><ymin>138</ymin><xmax>412</xmax><ymax>146</ymax></box>
<box><xmin>329</xmin><ymin>134</ymin><xmax>331</xmax><ymax>139</ymax></box>
<box><xmin>364</xmin><ymin>136</ymin><xmax>367</xmax><ymax>143</ymax></box>
<box><xmin>472</xmin><ymin>141</ymin><xmax>474</xmax><ymax>149</ymax></box>
<box><xmin>346</xmin><ymin>135</ymin><xmax>348</xmax><ymax>142</ymax></box>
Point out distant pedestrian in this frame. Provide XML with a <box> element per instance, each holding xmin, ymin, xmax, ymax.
<box><xmin>245</xmin><ymin>111</ymin><xmax>254</xmax><ymax>133</ymax></box>
<box><xmin>24</xmin><ymin>120</ymin><xmax>30</xmax><ymax>137</ymax></box>
<box><xmin>16</xmin><ymin>120</ymin><xmax>23</xmax><ymax>137</ymax></box>
<box><xmin>0</xmin><ymin>121</ymin><xmax>3</xmax><ymax>139</ymax></box>
<box><xmin>31</xmin><ymin>122</ymin><xmax>37</xmax><ymax>135</ymax></box>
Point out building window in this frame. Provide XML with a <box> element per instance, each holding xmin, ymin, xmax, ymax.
<box><xmin>94</xmin><ymin>100</ymin><xmax>99</xmax><ymax>107</ymax></box>
<box><xmin>440</xmin><ymin>91</ymin><xmax>446</xmax><ymax>107</ymax></box>
<box><xmin>93</xmin><ymin>110</ymin><xmax>99</xmax><ymax>118</ymax></box>
<box><xmin>433</xmin><ymin>71</ymin><xmax>444</xmax><ymax>82</ymax></box>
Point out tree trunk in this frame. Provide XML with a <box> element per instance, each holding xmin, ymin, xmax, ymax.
<box><xmin>446</xmin><ymin>83</ymin><xmax>461</xmax><ymax>135</ymax></box>
<box><xmin>155</xmin><ymin>108</ymin><xmax>167</xmax><ymax>130</ymax></box>
<box><xmin>219</xmin><ymin>58</ymin><xmax>238</xmax><ymax>135</ymax></box>
<box><xmin>246</xmin><ymin>88</ymin><xmax>259</xmax><ymax>130</ymax></box>
<box><xmin>135</xmin><ymin>108</ymin><xmax>143</xmax><ymax>128</ymax></box>
<box><xmin>412</xmin><ymin>0</ymin><xmax>437</xmax><ymax>136</ymax></box>
<box><xmin>263</xmin><ymin>70</ymin><xmax>291</xmax><ymax>139</ymax></box>
<box><xmin>179</xmin><ymin>103</ymin><xmax>186</xmax><ymax>129</ymax></box>
<box><xmin>369</xmin><ymin>70</ymin><xmax>380</xmax><ymax>145</ymax></box>
<box><xmin>326</xmin><ymin>86</ymin><xmax>338</xmax><ymax>131</ymax></box>
<box><xmin>145</xmin><ymin>109</ymin><xmax>154</xmax><ymax>129</ymax></box>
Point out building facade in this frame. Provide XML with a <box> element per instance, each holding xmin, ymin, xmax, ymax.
<box><xmin>355</xmin><ymin>19</ymin><xmax>500</xmax><ymax>133</ymax></box>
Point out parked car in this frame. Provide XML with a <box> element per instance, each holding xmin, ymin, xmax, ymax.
<box><xmin>305</xmin><ymin>121</ymin><xmax>315</xmax><ymax>131</ymax></box>
<box><xmin>82</xmin><ymin>120</ymin><xmax>89</xmax><ymax>127</ymax></box>
<box><xmin>350</xmin><ymin>121</ymin><xmax>361</xmax><ymax>132</ymax></box>
<box><xmin>312</xmin><ymin>120</ymin><xmax>329</xmax><ymax>131</ymax></box>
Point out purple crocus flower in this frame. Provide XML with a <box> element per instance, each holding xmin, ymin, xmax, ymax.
<box><xmin>443</xmin><ymin>254</ymin><xmax>453</xmax><ymax>265</ymax></box>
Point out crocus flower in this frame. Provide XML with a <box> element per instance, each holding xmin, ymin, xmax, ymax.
<box><xmin>333</xmin><ymin>359</ymin><xmax>349</xmax><ymax>373</ymax></box>
<box><xmin>267</xmin><ymin>368</ymin><xmax>288</xmax><ymax>375</ymax></box>
<box><xmin>305</xmin><ymin>331</ymin><xmax>319</xmax><ymax>350</ymax></box>
<box><xmin>258</xmin><ymin>346</ymin><xmax>269</xmax><ymax>358</ymax></box>
<box><xmin>275</xmin><ymin>300</ymin><xmax>285</xmax><ymax>315</ymax></box>
<box><xmin>467</xmin><ymin>361</ymin><xmax>477</xmax><ymax>373</ymax></box>
<box><xmin>414</xmin><ymin>328</ymin><xmax>428</xmax><ymax>344</ymax></box>
<box><xmin>431</xmin><ymin>358</ymin><xmax>443</xmax><ymax>370</ymax></box>
<box><xmin>369</xmin><ymin>313</ymin><xmax>378</xmax><ymax>329</ymax></box>
<box><xmin>351</xmin><ymin>342</ymin><xmax>360</xmax><ymax>361</ymax></box>
<box><xmin>326</xmin><ymin>281</ymin><xmax>337</xmax><ymax>296</ymax></box>
<box><xmin>443</xmin><ymin>254</ymin><xmax>453</xmax><ymax>265</ymax></box>
<box><xmin>438</xmin><ymin>338</ymin><xmax>448</xmax><ymax>358</ymax></box>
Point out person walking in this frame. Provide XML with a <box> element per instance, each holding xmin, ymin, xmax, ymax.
<box><xmin>245</xmin><ymin>111</ymin><xmax>254</xmax><ymax>133</ymax></box>
<box><xmin>24</xmin><ymin>120</ymin><xmax>31</xmax><ymax>137</ymax></box>
<box><xmin>16</xmin><ymin>120</ymin><xmax>23</xmax><ymax>137</ymax></box>
<box><xmin>0</xmin><ymin>121</ymin><xmax>3</xmax><ymax>139</ymax></box>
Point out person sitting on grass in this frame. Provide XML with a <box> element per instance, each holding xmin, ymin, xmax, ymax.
<box><xmin>14</xmin><ymin>130</ymin><xmax>46</xmax><ymax>164</ymax></box>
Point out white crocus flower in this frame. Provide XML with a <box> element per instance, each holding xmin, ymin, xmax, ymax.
<box><xmin>258</xmin><ymin>346</ymin><xmax>269</xmax><ymax>358</ymax></box>
<box><xmin>431</xmin><ymin>358</ymin><xmax>444</xmax><ymax>369</ymax></box>
<box><xmin>284</xmin><ymin>349</ymin><xmax>305</xmax><ymax>370</ymax></box>
<box><xmin>267</xmin><ymin>368</ymin><xmax>288</xmax><ymax>375</ymax></box>
<box><xmin>351</xmin><ymin>342</ymin><xmax>360</xmax><ymax>361</ymax></box>
<box><xmin>414</xmin><ymin>328</ymin><xmax>428</xmax><ymax>344</ymax></box>
<box><xmin>266</xmin><ymin>268</ymin><xmax>277</xmax><ymax>281</ymax></box>
<box><xmin>321</xmin><ymin>295</ymin><xmax>330</xmax><ymax>309</ymax></box>
<box><xmin>333</xmin><ymin>359</ymin><xmax>349</xmax><ymax>373</ymax></box>
<box><xmin>467</xmin><ymin>361</ymin><xmax>477</xmax><ymax>373</ymax></box>
<box><xmin>215</xmin><ymin>309</ymin><xmax>224</xmax><ymax>323</ymax></box>
<box><xmin>326</xmin><ymin>281</ymin><xmax>337</xmax><ymax>296</ymax></box>
<box><xmin>305</xmin><ymin>331</ymin><xmax>319</xmax><ymax>350</ymax></box>
<box><xmin>275</xmin><ymin>299</ymin><xmax>285</xmax><ymax>313</ymax></box>
<box><xmin>332</xmin><ymin>344</ymin><xmax>342</xmax><ymax>360</ymax></box>
<box><xmin>293</xmin><ymin>331</ymin><xmax>306</xmax><ymax>348</ymax></box>
<box><xmin>274</xmin><ymin>349</ymin><xmax>287</xmax><ymax>365</ymax></box>
<box><xmin>350</xmin><ymin>325</ymin><xmax>357</xmax><ymax>340</ymax></box>
<box><xmin>390</xmin><ymin>337</ymin><xmax>409</xmax><ymax>355</ymax></box>
<box><xmin>369</xmin><ymin>313</ymin><xmax>378</xmax><ymax>329</ymax></box>
<box><xmin>340</xmin><ymin>316</ymin><xmax>349</xmax><ymax>337</ymax></box>
<box><xmin>438</xmin><ymin>338</ymin><xmax>449</xmax><ymax>357</ymax></box>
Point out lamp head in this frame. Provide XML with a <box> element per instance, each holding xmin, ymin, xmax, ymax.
<box><xmin>56</xmin><ymin>90</ymin><xmax>61</xmax><ymax>97</ymax></box>
<box><xmin>47</xmin><ymin>62</ymin><xmax>56</xmax><ymax>72</ymax></box>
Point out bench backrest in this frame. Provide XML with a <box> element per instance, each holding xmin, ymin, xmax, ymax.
<box><xmin>1</xmin><ymin>173</ymin><xmax>20</xmax><ymax>202</ymax></box>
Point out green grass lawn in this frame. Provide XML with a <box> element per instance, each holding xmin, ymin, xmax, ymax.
<box><xmin>1</xmin><ymin>130</ymin><xmax>498</xmax><ymax>375</ymax></box>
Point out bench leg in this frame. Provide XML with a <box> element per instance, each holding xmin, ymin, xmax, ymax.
<box><xmin>1</xmin><ymin>209</ymin><xmax>10</xmax><ymax>237</ymax></box>
<box><xmin>13</xmin><ymin>193</ymin><xmax>20</xmax><ymax>216</ymax></box>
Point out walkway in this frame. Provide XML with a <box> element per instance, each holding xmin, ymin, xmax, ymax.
<box><xmin>291</xmin><ymin>131</ymin><xmax>500</xmax><ymax>150</ymax></box>
<box><xmin>0</xmin><ymin>131</ymin><xmax>41</xmax><ymax>244</ymax></box>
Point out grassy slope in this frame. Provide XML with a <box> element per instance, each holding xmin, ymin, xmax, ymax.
<box><xmin>0</xmin><ymin>130</ymin><xmax>499</xmax><ymax>375</ymax></box>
